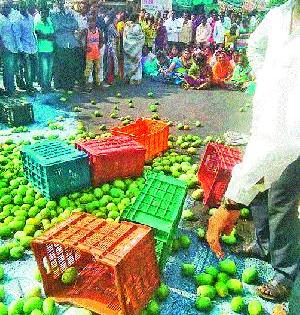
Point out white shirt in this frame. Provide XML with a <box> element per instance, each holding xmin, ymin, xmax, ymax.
<box><xmin>225</xmin><ymin>0</ymin><xmax>300</xmax><ymax>205</ymax></box>
<box><xmin>164</xmin><ymin>18</ymin><xmax>181</xmax><ymax>42</ymax></box>
<box><xmin>213</xmin><ymin>20</ymin><xmax>225</xmax><ymax>44</ymax></box>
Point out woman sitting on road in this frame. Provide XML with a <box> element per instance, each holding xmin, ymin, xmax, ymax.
<box><xmin>183</xmin><ymin>52</ymin><xmax>213</xmax><ymax>90</ymax></box>
<box><xmin>212</xmin><ymin>51</ymin><xmax>233</xmax><ymax>87</ymax></box>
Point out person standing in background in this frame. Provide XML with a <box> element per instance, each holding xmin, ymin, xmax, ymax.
<box><xmin>15</xmin><ymin>1</ymin><xmax>37</xmax><ymax>93</ymax></box>
<box><xmin>72</xmin><ymin>0</ymin><xmax>88</xmax><ymax>89</ymax></box>
<box><xmin>191</xmin><ymin>13</ymin><xmax>201</xmax><ymax>43</ymax></box>
<box><xmin>50</xmin><ymin>0</ymin><xmax>78</xmax><ymax>90</ymax></box>
<box><xmin>196</xmin><ymin>18</ymin><xmax>212</xmax><ymax>47</ymax></box>
<box><xmin>123</xmin><ymin>14</ymin><xmax>145</xmax><ymax>85</ymax></box>
<box><xmin>155</xmin><ymin>18</ymin><xmax>168</xmax><ymax>52</ymax></box>
<box><xmin>116</xmin><ymin>11</ymin><xmax>125</xmax><ymax>80</ymax></box>
<box><xmin>96</xmin><ymin>6</ymin><xmax>107</xmax><ymax>86</ymax></box>
<box><xmin>106</xmin><ymin>14</ymin><xmax>119</xmax><ymax>85</ymax></box>
<box><xmin>35</xmin><ymin>5</ymin><xmax>54</xmax><ymax>92</ymax></box>
<box><xmin>223</xmin><ymin>10</ymin><xmax>231</xmax><ymax>31</ymax></box>
<box><xmin>213</xmin><ymin>15</ymin><xmax>225</xmax><ymax>46</ymax></box>
<box><xmin>0</xmin><ymin>2</ymin><xmax>19</xmax><ymax>95</ymax></box>
<box><xmin>82</xmin><ymin>15</ymin><xmax>102</xmax><ymax>89</ymax></box>
<box><xmin>164</xmin><ymin>11</ymin><xmax>181</xmax><ymax>47</ymax></box>
<box><xmin>249</xmin><ymin>10</ymin><xmax>258</xmax><ymax>32</ymax></box>
<box><xmin>178</xmin><ymin>13</ymin><xmax>192</xmax><ymax>50</ymax></box>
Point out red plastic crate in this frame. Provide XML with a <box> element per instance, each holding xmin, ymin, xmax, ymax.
<box><xmin>197</xmin><ymin>143</ymin><xmax>242</xmax><ymax>207</ymax></box>
<box><xmin>31</xmin><ymin>213</ymin><xmax>160</xmax><ymax>315</ymax></box>
<box><xmin>75</xmin><ymin>136</ymin><xmax>146</xmax><ymax>187</ymax></box>
<box><xmin>111</xmin><ymin>118</ymin><xmax>169</xmax><ymax>160</ymax></box>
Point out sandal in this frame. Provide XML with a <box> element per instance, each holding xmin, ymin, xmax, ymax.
<box><xmin>257</xmin><ymin>281</ymin><xmax>291</xmax><ymax>302</ymax></box>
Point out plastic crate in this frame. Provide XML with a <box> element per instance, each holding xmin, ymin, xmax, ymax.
<box><xmin>21</xmin><ymin>141</ymin><xmax>91</xmax><ymax>200</ymax></box>
<box><xmin>121</xmin><ymin>171</ymin><xmax>187</xmax><ymax>267</ymax></box>
<box><xmin>1</xmin><ymin>99</ymin><xmax>34</xmax><ymax>127</ymax></box>
<box><xmin>31</xmin><ymin>213</ymin><xmax>160</xmax><ymax>315</ymax></box>
<box><xmin>111</xmin><ymin>118</ymin><xmax>169</xmax><ymax>160</ymax></box>
<box><xmin>75</xmin><ymin>136</ymin><xmax>146</xmax><ymax>187</ymax></box>
<box><xmin>197</xmin><ymin>143</ymin><xmax>242</xmax><ymax>207</ymax></box>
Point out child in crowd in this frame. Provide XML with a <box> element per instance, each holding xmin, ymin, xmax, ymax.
<box><xmin>150</xmin><ymin>50</ymin><xmax>170</xmax><ymax>82</ymax></box>
<box><xmin>142</xmin><ymin>45</ymin><xmax>158</xmax><ymax>76</ymax></box>
<box><xmin>212</xmin><ymin>51</ymin><xmax>233</xmax><ymax>87</ymax></box>
<box><xmin>183</xmin><ymin>52</ymin><xmax>212</xmax><ymax>90</ymax></box>
<box><xmin>83</xmin><ymin>16</ymin><xmax>103</xmax><ymax>89</ymax></box>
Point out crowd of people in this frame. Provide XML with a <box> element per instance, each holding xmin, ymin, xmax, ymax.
<box><xmin>0</xmin><ymin>0</ymin><xmax>261</xmax><ymax>96</ymax></box>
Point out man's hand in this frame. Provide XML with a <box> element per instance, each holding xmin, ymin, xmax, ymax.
<box><xmin>206</xmin><ymin>207</ymin><xmax>240</xmax><ymax>258</ymax></box>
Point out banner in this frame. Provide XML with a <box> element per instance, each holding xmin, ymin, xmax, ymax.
<box><xmin>141</xmin><ymin>0</ymin><xmax>172</xmax><ymax>14</ymax></box>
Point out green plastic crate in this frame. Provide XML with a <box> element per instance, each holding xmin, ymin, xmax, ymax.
<box><xmin>122</xmin><ymin>171</ymin><xmax>187</xmax><ymax>267</ymax></box>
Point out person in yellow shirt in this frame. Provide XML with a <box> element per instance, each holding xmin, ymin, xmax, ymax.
<box><xmin>224</xmin><ymin>24</ymin><xmax>239</xmax><ymax>49</ymax></box>
<box><xmin>141</xmin><ymin>15</ymin><xmax>156</xmax><ymax>52</ymax></box>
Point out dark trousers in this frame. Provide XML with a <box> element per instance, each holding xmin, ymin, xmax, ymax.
<box><xmin>74</xmin><ymin>47</ymin><xmax>85</xmax><ymax>86</ymax></box>
<box><xmin>38</xmin><ymin>52</ymin><xmax>53</xmax><ymax>91</ymax></box>
<box><xmin>17</xmin><ymin>52</ymin><xmax>37</xmax><ymax>90</ymax></box>
<box><xmin>2</xmin><ymin>48</ymin><xmax>16</xmax><ymax>95</ymax></box>
<box><xmin>53</xmin><ymin>47</ymin><xmax>77</xmax><ymax>90</ymax></box>
<box><xmin>250</xmin><ymin>157</ymin><xmax>300</xmax><ymax>284</ymax></box>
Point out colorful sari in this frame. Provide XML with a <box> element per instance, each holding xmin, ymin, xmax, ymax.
<box><xmin>155</xmin><ymin>26</ymin><xmax>168</xmax><ymax>51</ymax></box>
<box><xmin>123</xmin><ymin>22</ymin><xmax>145</xmax><ymax>84</ymax></box>
<box><xmin>212</xmin><ymin>59</ymin><xmax>233</xmax><ymax>85</ymax></box>
<box><xmin>184</xmin><ymin>63</ymin><xmax>213</xmax><ymax>89</ymax></box>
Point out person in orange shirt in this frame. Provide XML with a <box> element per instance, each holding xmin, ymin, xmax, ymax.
<box><xmin>82</xmin><ymin>16</ymin><xmax>103</xmax><ymax>90</ymax></box>
<box><xmin>212</xmin><ymin>51</ymin><xmax>233</xmax><ymax>88</ymax></box>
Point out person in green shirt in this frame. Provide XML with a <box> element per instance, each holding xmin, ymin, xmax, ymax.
<box><xmin>225</xmin><ymin>53</ymin><xmax>251</xmax><ymax>90</ymax></box>
<box><xmin>35</xmin><ymin>6</ymin><xmax>54</xmax><ymax>92</ymax></box>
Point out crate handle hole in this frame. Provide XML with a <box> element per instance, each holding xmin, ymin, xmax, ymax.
<box><xmin>42</xmin><ymin>257</ymin><xmax>51</xmax><ymax>274</ymax></box>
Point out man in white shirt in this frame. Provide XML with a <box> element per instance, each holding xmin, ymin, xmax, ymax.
<box><xmin>213</xmin><ymin>15</ymin><xmax>225</xmax><ymax>45</ymax></box>
<box><xmin>164</xmin><ymin>11</ymin><xmax>181</xmax><ymax>45</ymax></box>
<box><xmin>207</xmin><ymin>0</ymin><xmax>300</xmax><ymax>303</ymax></box>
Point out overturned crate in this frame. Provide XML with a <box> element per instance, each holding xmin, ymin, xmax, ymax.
<box><xmin>1</xmin><ymin>98</ymin><xmax>34</xmax><ymax>127</ymax></box>
<box><xmin>75</xmin><ymin>136</ymin><xmax>146</xmax><ymax>187</ymax></box>
<box><xmin>31</xmin><ymin>213</ymin><xmax>160</xmax><ymax>315</ymax></box>
<box><xmin>121</xmin><ymin>171</ymin><xmax>188</xmax><ymax>268</ymax></box>
<box><xmin>111</xmin><ymin>118</ymin><xmax>169</xmax><ymax>160</ymax></box>
<box><xmin>21</xmin><ymin>140</ymin><xmax>91</xmax><ymax>200</ymax></box>
<box><xmin>197</xmin><ymin>142</ymin><xmax>242</xmax><ymax>207</ymax></box>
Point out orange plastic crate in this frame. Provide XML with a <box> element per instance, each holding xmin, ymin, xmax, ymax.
<box><xmin>31</xmin><ymin>213</ymin><xmax>160</xmax><ymax>315</ymax></box>
<box><xmin>197</xmin><ymin>143</ymin><xmax>242</xmax><ymax>207</ymax></box>
<box><xmin>111</xmin><ymin>118</ymin><xmax>169</xmax><ymax>160</ymax></box>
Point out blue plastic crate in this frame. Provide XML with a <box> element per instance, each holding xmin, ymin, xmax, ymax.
<box><xmin>21</xmin><ymin>140</ymin><xmax>91</xmax><ymax>200</ymax></box>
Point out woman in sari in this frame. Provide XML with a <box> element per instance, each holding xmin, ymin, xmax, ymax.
<box><xmin>183</xmin><ymin>52</ymin><xmax>213</xmax><ymax>90</ymax></box>
<box><xmin>123</xmin><ymin>14</ymin><xmax>145</xmax><ymax>85</ymax></box>
<box><xmin>155</xmin><ymin>18</ymin><xmax>168</xmax><ymax>52</ymax></box>
<box><xmin>212</xmin><ymin>51</ymin><xmax>233</xmax><ymax>87</ymax></box>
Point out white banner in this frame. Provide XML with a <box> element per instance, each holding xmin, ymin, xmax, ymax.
<box><xmin>141</xmin><ymin>0</ymin><xmax>173</xmax><ymax>14</ymax></box>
